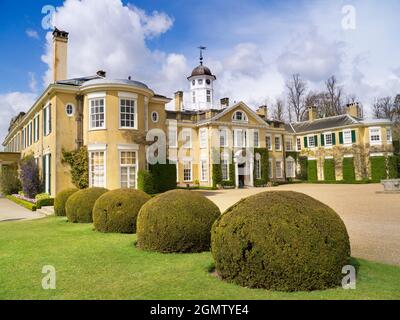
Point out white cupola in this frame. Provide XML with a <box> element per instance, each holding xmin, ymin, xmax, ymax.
<box><xmin>187</xmin><ymin>47</ymin><xmax>216</xmax><ymax>110</ymax></box>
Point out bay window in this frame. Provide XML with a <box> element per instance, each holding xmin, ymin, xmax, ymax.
<box><xmin>89</xmin><ymin>151</ymin><xmax>106</xmax><ymax>188</ymax></box>
<box><xmin>120</xmin><ymin>151</ymin><xmax>137</xmax><ymax>189</ymax></box>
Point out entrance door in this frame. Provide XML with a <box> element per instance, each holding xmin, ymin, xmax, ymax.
<box><xmin>238</xmin><ymin>163</ymin><xmax>245</xmax><ymax>188</ymax></box>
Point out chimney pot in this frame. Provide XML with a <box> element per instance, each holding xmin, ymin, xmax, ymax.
<box><xmin>220</xmin><ymin>97</ymin><xmax>229</xmax><ymax>109</ymax></box>
<box><xmin>256</xmin><ymin>105</ymin><xmax>268</xmax><ymax>118</ymax></box>
<box><xmin>97</xmin><ymin>70</ymin><xmax>106</xmax><ymax>78</ymax></box>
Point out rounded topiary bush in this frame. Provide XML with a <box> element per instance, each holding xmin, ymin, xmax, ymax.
<box><xmin>54</xmin><ymin>188</ymin><xmax>79</xmax><ymax>216</ymax></box>
<box><xmin>66</xmin><ymin>187</ymin><xmax>108</xmax><ymax>223</ymax></box>
<box><xmin>211</xmin><ymin>191</ymin><xmax>351</xmax><ymax>292</ymax></box>
<box><xmin>93</xmin><ymin>189</ymin><xmax>151</xmax><ymax>234</ymax></box>
<box><xmin>137</xmin><ymin>189</ymin><xmax>221</xmax><ymax>253</ymax></box>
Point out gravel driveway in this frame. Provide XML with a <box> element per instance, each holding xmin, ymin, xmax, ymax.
<box><xmin>200</xmin><ymin>184</ymin><xmax>400</xmax><ymax>266</ymax></box>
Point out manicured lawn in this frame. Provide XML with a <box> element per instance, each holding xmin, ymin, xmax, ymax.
<box><xmin>0</xmin><ymin>217</ymin><xmax>399</xmax><ymax>300</ymax></box>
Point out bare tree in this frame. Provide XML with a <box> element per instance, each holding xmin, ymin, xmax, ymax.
<box><xmin>286</xmin><ymin>74</ymin><xmax>307</xmax><ymax>122</ymax></box>
<box><xmin>273</xmin><ymin>98</ymin><xmax>285</xmax><ymax>121</ymax></box>
<box><xmin>373</xmin><ymin>96</ymin><xmax>394</xmax><ymax>120</ymax></box>
<box><xmin>325</xmin><ymin>75</ymin><xmax>344</xmax><ymax>116</ymax></box>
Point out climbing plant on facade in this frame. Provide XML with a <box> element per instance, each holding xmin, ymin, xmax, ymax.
<box><xmin>62</xmin><ymin>146</ymin><xmax>89</xmax><ymax>189</ymax></box>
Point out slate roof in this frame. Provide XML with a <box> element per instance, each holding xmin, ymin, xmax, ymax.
<box><xmin>289</xmin><ymin>114</ymin><xmax>360</xmax><ymax>134</ymax></box>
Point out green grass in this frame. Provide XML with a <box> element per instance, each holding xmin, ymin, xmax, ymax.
<box><xmin>0</xmin><ymin>217</ymin><xmax>399</xmax><ymax>300</ymax></box>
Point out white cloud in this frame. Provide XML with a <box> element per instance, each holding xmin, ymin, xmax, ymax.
<box><xmin>41</xmin><ymin>0</ymin><xmax>175</xmax><ymax>95</ymax></box>
<box><xmin>0</xmin><ymin>92</ymin><xmax>37</xmax><ymax>144</ymax></box>
<box><xmin>26</xmin><ymin>29</ymin><xmax>39</xmax><ymax>40</ymax></box>
<box><xmin>28</xmin><ymin>72</ymin><xmax>37</xmax><ymax>92</ymax></box>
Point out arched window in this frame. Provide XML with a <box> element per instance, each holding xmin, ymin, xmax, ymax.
<box><xmin>232</xmin><ymin>110</ymin><xmax>247</xmax><ymax>122</ymax></box>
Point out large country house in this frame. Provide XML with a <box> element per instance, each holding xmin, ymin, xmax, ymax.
<box><xmin>1</xmin><ymin>29</ymin><xmax>395</xmax><ymax>196</ymax></box>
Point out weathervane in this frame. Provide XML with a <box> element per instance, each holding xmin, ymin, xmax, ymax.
<box><xmin>198</xmin><ymin>46</ymin><xmax>206</xmax><ymax>65</ymax></box>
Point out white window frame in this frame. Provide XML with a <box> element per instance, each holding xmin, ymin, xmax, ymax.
<box><xmin>43</xmin><ymin>103</ymin><xmax>52</xmax><ymax>136</ymax></box>
<box><xmin>200</xmin><ymin>158</ymin><xmax>208</xmax><ymax>182</ymax></box>
<box><xmin>253</xmin><ymin>130</ymin><xmax>260</xmax><ymax>147</ymax></box>
<box><xmin>168</xmin><ymin>126</ymin><xmax>178</xmax><ymax>148</ymax></box>
<box><xmin>200</xmin><ymin>128</ymin><xmax>208</xmax><ymax>149</ymax></box>
<box><xmin>89</xmin><ymin>97</ymin><xmax>106</xmax><ymax>130</ymax></box>
<box><xmin>151</xmin><ymin>111</ymin><xmax>159</xmax><ymax>123</ymax></box>
<box><xmin>233</xmin><ymin>129</ymin><xmax>246</xmax><ymax>148</ymax></box>
<box><xmin>65</xmin><ymin>103</ymin><xmax>75</xmax><ymax>117</ymax></box>
<box><xmin>119</xmin><ymin>150</ymin><xmax>138</xmax><ymax>189</ymax></box>
<box><xmin>286</xmin><ymin>157</ymin><xmax>296</xmax><ymax>178</ymax></box>
<box><xmin>28</xmin><ymin>121</ymin><xmax>32</xmax><ymax>146</ymax></box>
<box><xmin>296</xmin><ymin>137</ymin><xmax>301</xmax><ymax>151</ymax></box>
<box><xmin>285</xmin><ymin>137</ymin><xmax>293</xmax><ymax>151</ymax></box>
<box><xmin>275</xmin><ymin>135</ymin><xmax>282</xmax><ymax>151</ymax></box>
<box><xmin>183</xmin><ymin>160</ymin><xmax>192</xmax><ymax>182</ymax></box>
<box><xmin>89</xmin><ymin>150</ymin><xmax>107</xmax><ymax>188</ymax></box>
<box><xmin>119</xmin><ymin>96</ymin><xmax>137</xmax><ymax>129</ymax></box>
<box><xmin>369</xmin><ymin>127</ymin><xmax>382</xmax><ymax>145</ymax></box>
<box><xmin>232</xmin><ymin>111</ymin><xmax>248</xmax><ymax>122</ymax></box>
<box><xmin>307</xmin><ymin>135</ymin><xmax>316</xmax><ymax>148</ymax></box>
<box><xmin>386</xmin><ymin>127</ymin><xmax>393</xmax><ymax>144</ymax></box>
<box><xmin>324</xmin><ymin>132</ymin><xmax>333</xmax><ymax>147</ymax></box>
<box><xmin>43</xmin><ymin>153</ymin><xmax>51</xmax><ymax>195</ymax></box>
<box><xmin>182</xmin><ymin>128</ymin><xmax>192</xmax><ymax>149</ymax></box>
<box><xmin>33</xmin><ymin>114</ymin><xmax>40</xmax><ymax>142</ymax></box>
<box><xmin>221</xmin><ymin>154</ymin><xmax>230</xmax><ymax>181</ymax></box>
<box><xmin>343</xmin><ymin>129</ymin><xmax>352</xmax><ymax>145</ymax></box>
<box><xmin>266</xmin><ymin>135</ymin><xmax>272</xmax><ymax>151</ymax></box>
<box><xmin>275</xmin><ymin>160</ymin><xmax>283</xmax><ymax>179</ymax></box>
<box><xmin>268</xmin><ymin>159</ymin><xmax>273</xmax><ymax>179</ymax></box>
<box><xmin>220</xmin><ymin>129</ymin><xmax>228</xmax><ymax>147</ymax></box>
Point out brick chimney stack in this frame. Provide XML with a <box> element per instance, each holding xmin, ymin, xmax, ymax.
<box><xmin>52</xmin><ymin>28</ymin><xmax>69</xmax><ymax>82</ymax></box>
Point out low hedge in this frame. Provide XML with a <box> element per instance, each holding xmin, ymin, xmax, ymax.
<box><xmin>54</xmin><ymin>188</ymin><xmax>79</xmax><ymax>216</ymax></box>
<box><xmin>299</xmin><ymin>156</ymin><xmax>308</xmax><ymax>180</ymax></box>
<box><xmin>6</xmin><ymin>195</ymin><xmax>37</xmax><ymax>211</ymax></box>
<box><xmin>388</xmin><ymin>156</ymin><xmax>399</xmax><ymax>179</ymax></box>
<box><xmin>211</xmin><ymin>191</ymin><xmax>351</xmax><ymax>292</ymax></box>
<box><xmin>370</xmin><ymin>156</ymin><xmax>386</xmax><ymax>182</ymax></box>
<box><xmin>324</xmin><ymin>159</ymin><xmax>336</xmax><ymax>181</ymax></box>
<box><xmin>342</xmin><ymin>157</ymin><xmax>355</xmax><ymax>182</ymax></box>
<box><xmin>36</xmin><ymin>198</ymin><xmax>54</xmax><ymax>209</ymax></box>
<box><xmin>65</xmin><ymin>187</ymin><xmax>108</xmax><ymax>223</ymax></box>
<box><xmin>307</xmin><ymin>160</ymin><xmax>318</xmax><ymax>181</ymax></box>
<box><xmin>93</xmin><ymin>189</ymin><xmax>151</xmax><ymax>233</ymax></box>
<box><xmin>137</xmin><ymin>189</ymin><xmax>221</xmax><ymax>253</ymax></box>
<box><xmin>150</xmin><ymin>163</ymin><xmax>177</xmax><ymax>193</ymax></box>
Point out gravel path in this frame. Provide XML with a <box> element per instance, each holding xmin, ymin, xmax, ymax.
<box><xmin>200</xmin><ymin>184</ymin><xmax>400</xmax><ymax>266</ymax></box>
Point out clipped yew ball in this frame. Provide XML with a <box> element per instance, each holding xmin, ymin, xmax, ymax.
<box><xmin>211</xmin><ymin>191</ymin><xmax>351</xmax><ymax>292</ymax></box>
<box><xmin>137</xmin><ymin>189</ymin><xmax>221</xmax><ymax>253</ymax></box>
<box><xmin>65</xmin><ymin>187</ymin><xmax>108</xmax><ymax>223</ymax></box>
<box><xmin>93</xmin><ymin>189</ymin><xmax>151</xmax><ymax>234</ymax></box>
<box><xmin>54</xmin><ymin>188</ymin><xmax>79</xmax><ymax>216</ymax></box>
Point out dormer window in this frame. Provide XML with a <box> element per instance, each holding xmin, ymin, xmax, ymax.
<box><xmin>233</xmin><ymin>111</ymin><xmax>247</xmax><ymax>122</ymax></box>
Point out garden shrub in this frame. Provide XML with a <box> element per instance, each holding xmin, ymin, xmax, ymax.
<box><xmin>93</xmin><ymin>189</ymin><xmax>151</xmax><ymax>234</ymax></box>
<box><xmin>20</xmin><ymin>155</ymin><xmax>41</xmax><ymax>198</ymax></box>
<box><xmin>387</xmin><ymin>156</ymin><xmax>399</xmax><ymax>179</ymax></box>
<box><xmin>138</xmin><ymin>170</ymin><xmax>156</xmax><ymax>194</ymax></box>
<box><xmin>212</xmin><ymin>164</ymin><xmax>222</xmax><ymax>188</ymax></box>
<box><xmin>211</xmin><ymin>191</ymin><xmax>351</xmax><ymax>292</ymax></box>
<box><xmin>6</xmin><ymin>195</ymin><xmax>37</xmax><ymax>211</ymax></box>
<box><xmin>254</xmin><ymin>148</ymin><xmax>269</xmax><ymax>187</ymax></box>
<box><xmin>62</xmin><ymin>147</ymin><xmax>89</xmax><ymax>189</ymax></box>
<box><xmin>299</xmin><ymin>156</ymin><xmax>308</xmax><ymax>180</ymax></box>
<box><xmin>54</xmin><ymin>188</ymin><xmax>78</xmax><ymax>216</ymax></box>
<box><xmin>137</xmin><ymin>189</ymin><xmax>221</xmax><ymax>253</ymax></box>
<box><xmin>324</xmin><ymin>159</ymin><xmax>336</xmax><ymax>181</ymax></box>
<box><xmin>0</xmin><ymin>166</ymin><xmax>21</xmax><ymax>195</ymax></box>
<box><xmin>65</xmin><ymin>187</ymin><xmax>108</xmax><ymax>223</ymax></box>
<box><xmin>370</xmin><ymin>156</ymin><xmax>387</xmax><ymax>182</ymax></box>
<box><xmin>342</xmin><ymin>157</ymin><xmax>356</xmax><ymax>182</ymax></box>
<box><xmin>149</xmin><ymin>163</ymin><xmax>177</xmax><ymax>193</ymax></box>
<box><xmin>307</xmin><ymin>160</ymin><xmax>317</xmax><ymax>181</ymax></box>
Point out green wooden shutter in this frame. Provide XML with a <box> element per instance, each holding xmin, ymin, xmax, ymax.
<box><xmin>304</xmin><ymin>137</ymin><xmax>308</xmax><ymax>148</ymax></box>
<box><xmin>43</xmin><ymin>108</ymin><xmax>47</xmax><ymax>136</ymax></box>
<box><xmin>339</xmin><ymin>131</ymin><xmax>344</xmax><ymax>144</ymax></box>
<box><xmin>332</xmin><ymin>132</ymin><xmax>336</xmax><ymax>145</ymax></box>
<box><xmin>314</xmin><ymin>135</ymin><xmax>318</xmax><ymax>147</ymax></box>
<box><xmin>320</xmin><ymin>134</ymin><xmax>325</xmax><ymax>146</ymax></box>
<box><xmin>351</xmin><ymin>130</ymin><xmax>356</xmax><ymax>143</ymax></box>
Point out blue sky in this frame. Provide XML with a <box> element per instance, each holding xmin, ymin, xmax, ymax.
<box><xmin>1</xmin><ymin>0</ymin><xmax>400</xmax><ymax>141</ymax></box>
